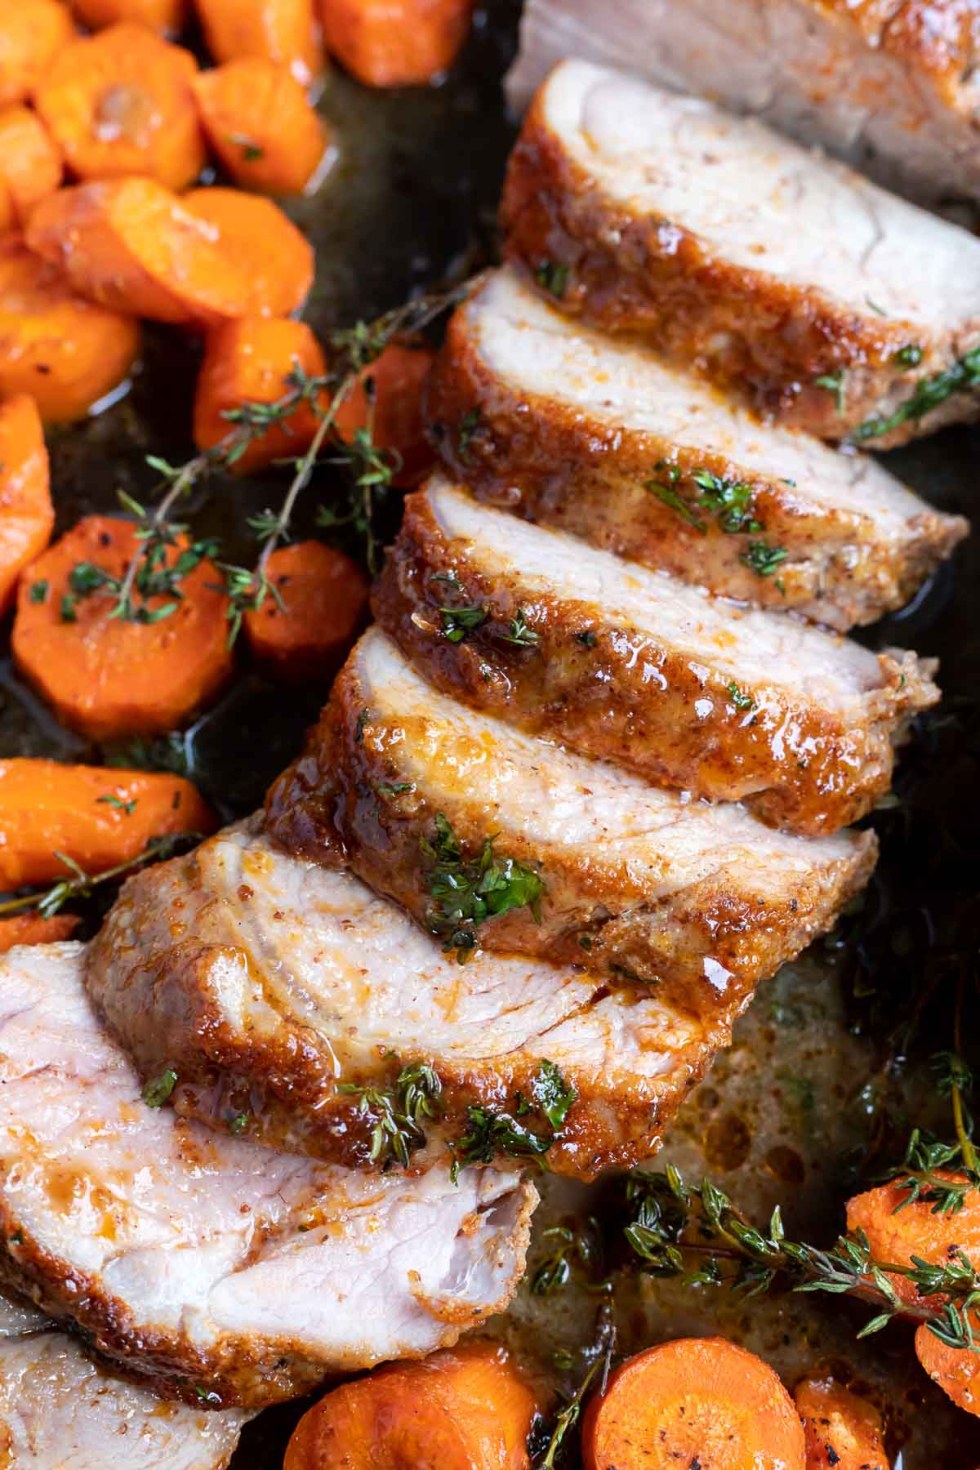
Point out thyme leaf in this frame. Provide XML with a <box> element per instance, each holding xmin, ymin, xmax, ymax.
<box><xmin>421</xmin><ymin>812</ymin><xmax>545</xmax><ymax>960</ymax></box>
<box><xmin>850</xmin><ymin>346</ymin><xmax>980</xmax><ymax>443</ymax></box>
<box><xmin>338</xmin><ymin>1063</ymin><xmax>443</xmax><ymax>1168</ymax></box>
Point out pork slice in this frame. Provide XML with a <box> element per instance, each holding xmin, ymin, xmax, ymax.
<box><xmin>374</xmin><ymin>476</ymin><xmax>936</xmax><ymax>835</ymax></box>
<box><xmin>0</xmin><ymin>1294</ymin><xmax>246</xmax><ymax>1470</ymax></box>
<box><xmin>427</xmin><ymin>268</ymin><xmax>967</xmax><ymax>628</ymax></box>
<box><xmin>501</xmin><ymin>59</ymin><xmax>980</xmax><ymax>444</ymax></box>
<box><xmin>505</xmin><ymin>0</ymin><xmax>980</xmax><ymax>206</ymax></box>
<box><xmin>267</xmin><ymin>628</ymin><xmax>876</xmax><ymax>1019</ymax></box>
<box><xmin>86</xmin><ymin>819</ymin><xmax>715</xmax><ymax>1179</ymax></box>
<box><xmin>0</xmin><ymin>943</ymin><xmax>535</xmax><ymax>1408</ymax></box>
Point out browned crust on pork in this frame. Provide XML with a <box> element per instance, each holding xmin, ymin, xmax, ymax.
<box><xmin>86</xmin><ymin>850</ymin><xmax>713</xmax><ymax>1181</ymax></box>
<box><xmin>426</xmin><ymin>304</ymin><xmax>969</xmax><ymax>629</ymax></box>
<box><xmin>374</xmin><ymin>488</ymin><xmax>938</xmax><ymax>834</ymax></box>
<box><xmin>0</xmin><ymin>1165</ymin><xmax>536</xmax><ymax>1410</ymax></box>
<box><xmin>834</xmin><ymin>0</ymin><xmax>980</xmax><ymax>112</ymax></box>
<box><xmin>266</xmin><ymin>651</ymin><xmax>878</xmax><ymax>1021</ymax></box>
<box><xmin>499</xmin><ymin>91</ymin><xmax>980</xmax><ymax>444</ymax></box>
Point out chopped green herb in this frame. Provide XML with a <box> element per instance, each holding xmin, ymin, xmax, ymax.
<box><xmin>529</xmin><ymin>1059</ymin><xmax>577</xmax><ymax>1130</ymax></box>
<box><xmin>814</xmin><ymin>371</ymin><xmax>847</xmax><ymax>413</ymax></box>
<box><xmin>535</xmin><ymin>260</ymin><xmax>569</xmax><ymax>298</ymax></box>
<box><xmin>451</xmin><ymin>1104</ymin><xmax>552</xmax><ymax>1179</ymax></box>
<box><xmin>894</xmin><ymin>343</ymin><xmax>924</xmax><ymax>369</ymax></box>
<box><xmin>226</xmin><ymin>1112</ymin><xmax>250</xmax><ymax>1135</ymax></box>
<box><xmin>60</xmin><ymin>593</ymin><xmax>78</xmax><ymax>623</ymax></box>
<box><xmin>421</xmin><ymin>812</ymin><xmax>545</xmax><ymax>960</ymax></box>
<box><xmin>375</xmin><ymin>781</ymin><xmax>415</xmax><ymax>798</ymax></box>
<box><xmin>726</xmin><ymin>682</ymin><xmax>755</xmax><ymax>712</ymax></box>
<box><xmin>741</xmin><ymin>540</ymin><xmax>788</xmax><ymax>578</ymax></box>
<box><xmin>648</xmin><ymin>463</ymin><xmax>762</xmax><ymax>536</ymax></box>
<box><xmin>354</xmin><ymin>708</ymin><xmax>371</xmax><ymax>744</ymax></box>
<box><xmin>228</xmin><ymin>132</ymin><xmax>263</xmax><ymax>161</ymax></box>
<box><xmin>28</xmin><ymin>579</ymin><xmax>48</xmax><ymax>603</ymax></box>
<box><xmin>850</xmin><ymin>346</ymin><xmax>980</xmax><ymax>443</ymax></box>
<box><xmin>142</xmin><ymin>1069</ymin><xmax>178</xmax><ymax>1108</ymax></box>
<box><xmin>97</xmin><ymin>793</ymin><xmax>137</xmax><ymax>815</ymax></box>
<box><xmin>501</xmin><ymin>608</ymin><xmax>539</xmax><ymax>648</ymax></box>
<box><xmin>438</xmin><ymin>601</ymin><xmax>488</xmax><ymax>643</ymax></box>
<box><xmin>457</xmin><ymin>408</ymin><xmax>481</xmax><ymax>461</ymax></box>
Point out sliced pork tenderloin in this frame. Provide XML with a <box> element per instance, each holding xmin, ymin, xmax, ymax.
<box><xmin>0</xmin><ymin>1295</ymin><xmax>247</xmax><ymax>1470</ymax></box>
<box><xmin>266</xmin><ymin>629</ymin><xmax>876</xmax><ymax>1018</ymax></box>
<box><xmin>0</xmin><ymin>943</ymin><xmax>535</xmax><ymax>1409</ymax></box>
<box><xmin>86</xmin><ymin>820</ymin><xmax>717</xmax><ymax>1180</ymax></box>
<box><xmin>505</xmin><ymin>0</ymin><xmax>980</xmax><ymax>205</ymax></box>
<box><xmin>374</xmin><ymin>478</ymin><xmax>937</xmax><ymax>835</ymax></box>
<box><xmin>501</xmin><ymin>60</ymin><xmax>980</xmax><ymax>445</ymax></box>
<box><xmin>427</xmin><ymin>269</ymin><xmax>967</xmax><ymax>629</ymax></box>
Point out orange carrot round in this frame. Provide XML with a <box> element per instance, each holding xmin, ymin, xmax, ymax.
<box><xmin>69</xmin><ymin>0</ymin><xmax>187</xmax><ymax>33</ymax></box>
<box><xmin>244</xmin><ymin>540</ymin><xmax>368</xmax><ymax>681</ymax></box>
<box><xmin>794</xmin><ymin>1377</ymin><xmax>890</xmax><ymax>1470</ymax></box>
<box><xmin>581</xmin><ymin>1337</ymin><xmax>806</xmax><ymax>1470</ymax></box>
<box><xmin>193</xmin><ymin>58</ymin><xmax>332</xmax><ymax>196</ymax></box>
<box><xmin>0</xmin><ymin>757</ymin><xmax>215</xmax><ymax>889</ymax></box>
<box><xmin>846</xmin><ymin>1173</ymin><xmax>980</xmax><ymax>1308</ymax></box>
<box><xmin>284</xmin><ymin>1343</ymin><xmax>537</xmax><ymax>1470</ymax></box>
<box><xmin>0</xmin><ymin>0</ymin><xmax>74</xmax><ymax>109</ymax></box>
<box><xmin>0</xmin><ymin>107</ymin><xmax>63</xmax><ymax>222</ymax></box>
<box><xmin>183</xmin><ymin>186</ymin><xmax>315</xmax><ymax>318</ymax></box>
<box><xmin>196</xmin><ymin>0</ymin><xmax>324</xmax><ymax>89</ymax></box>
<box><xmin>34</xmin><ymin>22</ymin><xmax>205</xmax><ymax>191</ymax></box>
<box><xmin>0</xmin><ymin>913</ymin><xmax>81</xmax><ymax>951</ymax></box>
<box><xmin>0</xmin><ymin>234</ymin><xmax>139</xmax><ymax>423</ymax></box>
<box><xmin>28</xmin><ymin>177</ymin><xmax>311</xmax><ymax>326</ymax></box>
<box><xmin>0</xmin><ymin>395</ymin><xmax>53</xmax><ymax>618</ymax></box>
<box><xmin>914</xmin><ymin>1320</ymin><xmax>980</xmax><ymax>1419</ymax></box>
<box><xmin>318</xmin><ymin>0</ymin><xmax>473</xmax><ymax>88</ymax></box>
<box><xmin>193</xmin><ymin>316</ymin><xmax>327</xmax><ymax>473</ymax></box>
<box><xmin>334</xmin><ymin>340</ymin><xmax>435</xmax><ymax>487</ymax></box>
<box><xmin>12</xmin><ymin>515</ymin><xmax>233</xmax><ymax>740</ymax></box>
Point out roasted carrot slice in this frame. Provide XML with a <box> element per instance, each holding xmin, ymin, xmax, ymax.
<box><xmin>193</xmin><ymin>58</ymin><xmax>332</xmax><ymax>195</ymax></box>
<box><xmin>28</xmin><ymin>178</ymin><xmax>310</xmax><ymax>326</ymax></box>
<box><xmin>915</xmin><ymin>1320</ymin><xmax>980</xmax><ymax>1418</ymax></box>
<box><xmin>846</xmin><ymin>1172</ymin><xmax>980</xmax><ymax>1308</ymax></box>
<box><xmin>0</xmin><ymin>0</ymin><xmax>74</xmax><ymax>109</ymax></box>
<box><xmin>581</xmin><ymin>1338</ymin><xmax>806</xmax><ymax>1470</ymax></box>
<box><xmin>196</xmin><ymin>0</ymin><xmax>324</xmax><ymax>89</ymax></box>
<box><xmin>334</xmin><ymin>341</ymin><xmax>435</xmax><ymax>487</ymax></box>
<box><xmin>0</xmin><ymin>107</ymin><xmax>63</xmax><ymax>222</ymax></box>
<box><xmin>69</xmin><ymin>0</ymin><xmax>187</xmax><ymax>33</ymax></box>
<box><xmin>318</xmin><ymin>0</ymin><xmax>473</xmax><ymax>87</ymax></box>
<box><xmin>0</xmin><ymin>395</ymin><xmax>53</xmax><ymax>618</ymax></box>
<box><xmin>0</xmin><ymin>234</ymin><xmax>139</xmax><ymax>423</ymax></box>
<box><xmin>34</xmin><ymin>22</ymin><xmax>205</xmax><ymax>191</ymax></box>
<box><xmin>794</xmin><ymin>1377</ymin><xmax>890</xmax><ymax>1470</ymax></box>
<box><xmin>0</xmin><ymin>757</ymin><xmax>215</xmax><ymax>889</ymax></box>
<box><xmin>183</xmin><ymin>187</ymin><xmax>315</xmax><ymax>317</ymax></box>
<box><xmin>194</xmin><ymin>316</ymin><xmax>327</xmax><ymax>472</ymax></box>
<box><xmin>12</xmin><ymin>515</ymin><xmax>233</xmax><ymax>739</ymax></box>
<box><xmin>285</xmin><ymin>1343</ymin><xmax>537</xmax><ymax>1470</ymax></box>
<box><xmin>0</xmin><ymin>913</ymin><xmax>80</xmax><ymax>951</ymax></box>
<box><xmin>244</xmin><ymin>540</ymin><xmax>368</xmax><ymax>681</ymax></box>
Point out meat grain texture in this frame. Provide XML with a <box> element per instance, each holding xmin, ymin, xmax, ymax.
<box><xmin>87</xmin><ymin>820</ymin><xmax>719</xmax><ymax>1179</ymax></box>
<box><xmin>501</xmin><ymin>60</ymin><xmax>980</xmax><ymax>443</ymax></box>
<box><xmin>428</xmin><ymin>268</ymin><xmax>968</xmax><ymax>629</ymax></box>
<box><xmin>0</xmin><ymin>943</ymin><xmax>535</xmax><ymax>1408</ymax></box>
<box><xmin>506</xmin><ymin>0</ymin><xmax>980</xmax><ymax>205</ymax></box>
<box><xmin>268</xmin><ymin>628</ymin><xmax>877</xmax><ymax>1021</ymax></box>
<box><xmin>375</xmin><ymin>477</ymin><xmax>938</xmax><ymax>834</ymax></box>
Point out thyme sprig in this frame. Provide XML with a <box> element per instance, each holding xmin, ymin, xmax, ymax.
<box><xmin>0</xmin><ymin>833</ymin><xmax>200</xmax><ymax>922</ymax></box>
<box><xmin>648</xmin><ymin>462</ymin><xmax>764</xmax><ymax>537</ymax></box>
<box><xmin>102</xmin><ymin>284</ymin><xmax>468</xmax><ymax>631</ymax></box>
<box><xmin>338</xmin><ymin>1063</ymin><xmax>443</xmax><ymax>1168</ymax></box>
<box><xmin>451</xmin><ymin>1061</ymin><xmax>577</xmax><ymax>1179</ymax></box>
<box><xmin>531</xmin><ymin>1305</ymin><xmax>616</xmax><ymax>1468</ymax></box>
<box><xmin>623</xmin><ymin>1165</ymin><xmax>980</xmax><ymax>1351</ymax></box>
